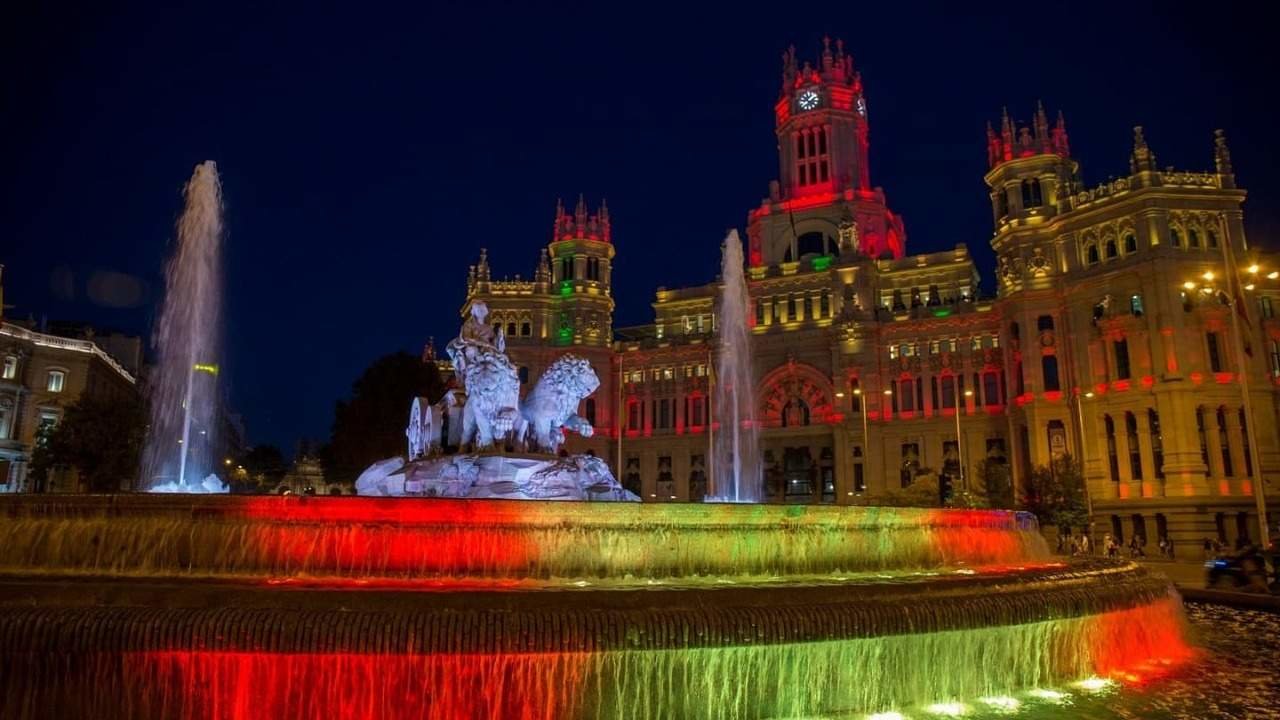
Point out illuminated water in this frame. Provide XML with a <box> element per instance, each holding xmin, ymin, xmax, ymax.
<box><xmin>0</xmin><ymin>495</ymin><xmax>1202</xmax><ymax>719</ymax></box>
<box><xmin>709</xmin><ymin>230</ymin><xmax>762</xmax><ymax>502</ymax></box>
<box><xmin>140</xmin><ymin>161</ymin><xmax>226</xmax><ymax>492</ymax></box>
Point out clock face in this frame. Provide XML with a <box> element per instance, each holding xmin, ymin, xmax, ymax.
<box><xmin>856</xmin><ymin>97</ymin><xmax>867</xmax><ymax>117</ymax></box>
<box><xmin>798</xmin><ymin>90</ymin><xmax>820</xmax><ymax>111</ymax></box>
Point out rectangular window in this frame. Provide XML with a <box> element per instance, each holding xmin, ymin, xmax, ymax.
<box><xmin>1114</xmin><ymin>340</ymin><xmax>1131</xmax><ymax>380</ymax></box>
<box><xmin>1261</xmin><ymin>296</ymin><xmax>1275</xmax><ymax>319</ymax></box>
<box><xmin>628</xmin><ymin>402</ymin><xmax>641</xmax><ymax>431</ymax></box>
<box><xmin>1270</xmin><ymin>340</ymin><xmax>1280</xmax><ymax>378</ymax></box>
<box><xmin>1126</xmin><ymin>413</ymin><xmax>1143</xmax><ymax>480</ymax></box>
<box><xmin>0</xmin><ymin>404</ymin><xmax>11</xmax><ymax>441</ymax></box>
<box><xmin>900</xmin><ymin>379</ymin><xmax>916</xmax><ymax>412</ymax></box>
<box><xmin>691</xmin><ymin>397</ymin><xmax>706</xmax><ymax>426</ymax></box>
<box><xmin>756</xmin><ymin>299</ymin><xmax>766</xmax><ymax>325</ymax></box>
<box><xmin>662</xmin><ymin>367</ymin><xmax>674</xmax><ymax>381</ymax></box>
<box><xmin>971</xmin><ymin>336</ymin><xmax>982</xmax><ymax>351</ymax></box>
<box><xmin>1</xmin><ymin>356</ymin><xmax>15</xmax><ymax>380</ymax></box>
<box><xmin>1206</xmin><ymin>332</ymin><xmax>1223</xmax><ymax>373</ymax></box>
<box><xmin>46</xmin><ymin>370</ymin><xmax>65</xmax><ymax>393</ymax></box>
<box><xmin>941</xmin><ymin>375</ymin><xmax>956</xmax><ymax>409</ymax></box>
<box><xmin>983</xmin><ymin>373</ymin><xmax>1000</xmax><ymax>406</ymax></box>
<box><xmin>889</xmin><ymin>346</ymin><xmax>899</xmax><ymax>360</ymax></box>
<box><xmin>820</xmin><ymin>292</ymin><xmax>831</xmax><ymax>317</ymax></box>
<box><xmin>1217</xmin><ymin>409</ymin><xmax>1233</xmax><ymax>477</ymax></box>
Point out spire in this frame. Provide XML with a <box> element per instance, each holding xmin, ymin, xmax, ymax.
<box><xmin>476</xmin><ymin>248</ymin><xmax>490</xmax><ymax>282</ymax></box>
<box><xmin>1214</xmin><ymin>129</ymin><xmax>1234</xmax><ymax>178</ymax></box>
<box><xmin>821</xmin><ymin>35</ymin><xmax>834</xmax><ymax>72</ymax></box>
<box><xmin>1034</xmin><ymin>101</ymin><xmax>1050</xmax><ymax>151</ymax></box>
<box><xmin>986</xmin><ymin>121</ymin><xmax>1001</xmax><ymax>168</ymax></box>
<box><xmin>1052</xmin><ymin>110</ymin><xmax>1070</xmax><ymax>157</ymax></box>
<box><xmin>1130</xmin><ymin>125</ymin><xmax>1157</xmax><ymax>174</ymax></box>
<box><xmin>781</xmin><ymin>45</ymin><xmax>798</xmax><ymax>95</ymax></box>
<box><xmin>535</xmin><ymin>248</ymin><xmax>551</xmax><ymax>284</ymax></box>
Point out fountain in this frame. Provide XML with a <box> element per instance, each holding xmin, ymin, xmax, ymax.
<box><xmin>141</xmin><ymin>162</ymin><xmax>227</xmax><ymax>494</ymax></box>
<box><xmin>708</xmin><ymin>230</ymin><xmax>762</xmax><ymax>502</ymax></box>
<box><xmin>0</xmin><ymin>217</ymin><xmax>1194</xmax><ymax>718</ymax></box>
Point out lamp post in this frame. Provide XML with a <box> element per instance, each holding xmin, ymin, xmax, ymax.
<box><xmin>1072</xmin><ymin>390</ymin><xmax>1096</xmax><ymax>522</ymax></box>
<box><xmin>954</xmin><ymin>388</ymin><xmax>974</xmax><ymax>492</ymax></box>
<box><xmin>854</xmin><ymin>388</ymin><xmax>867</xmax><ymax>494</ymax></box>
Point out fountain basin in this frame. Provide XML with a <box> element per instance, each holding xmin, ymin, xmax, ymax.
<box><xmin>0</xmin><ymin>495</ymin><xmax>1193</xmax><ymax>719</ymax></box>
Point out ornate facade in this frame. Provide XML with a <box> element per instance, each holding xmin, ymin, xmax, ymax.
<box><xmin>462</xmin><ymin>40</ymin><xmax>1277</xmax><ymax>547</ymax></box>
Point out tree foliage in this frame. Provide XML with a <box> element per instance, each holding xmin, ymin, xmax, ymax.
<box><xmin>231</xmin><ymin>444</ymin><xmax>287</xmax><ymax>492</ymax></box>
<box><xmin>324</xmin><ymin>352</ymin><xmax>445</xmax><ymax>483</ymax></box>
<box><xmin>28</xmin><ymin>393</ymin><xmax>147</xmax><ymax>492</ymax></box>
<box><xmin>959</xmin><ymin>458</ymin><xmax>1015</xmax><ymax>509</ymax></box>
<box><xmin>1021</xmin><ymin>454</ymin><xmax>1088</xmax><ymax>529</ymax></box>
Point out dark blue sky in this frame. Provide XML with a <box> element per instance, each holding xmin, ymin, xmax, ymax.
<box><xmin>4</xmin><ymin>2</ymin><xmax>1276</xmax><ymax>454</ymax></box>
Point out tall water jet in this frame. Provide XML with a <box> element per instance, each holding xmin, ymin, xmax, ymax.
<box><xmin>141</xmin><ymin>161</ymin><xmax>227</xmax><ymax>493</ymax></box>
<box><xmin>708</xmin><ymin>230</ymin><xmax>762</xmax><ymax>502</ymax></box>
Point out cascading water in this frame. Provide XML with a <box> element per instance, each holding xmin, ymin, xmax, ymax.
<box><xmin>708</xmin><ymin>230</ymin><xmax>762</xmax><ymax>502</ymax></box>
<box><xmin>140</xmin><ymin>162</ymin><xmax>227</xmax><ymax>493</ymax></box>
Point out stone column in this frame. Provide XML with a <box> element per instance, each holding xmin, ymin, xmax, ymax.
<box><xmin>833</xmin><ymin>424</ymin><xmax>854</xmax><ymax>505</ymax></box>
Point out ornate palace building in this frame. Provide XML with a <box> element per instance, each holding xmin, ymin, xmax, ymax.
<box><xmin>462</xmin><ymin>40</ymin><xmax>1277</xmax><ymax>547</ymax></box>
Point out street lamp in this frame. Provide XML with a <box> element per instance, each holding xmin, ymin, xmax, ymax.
<box><xmin>1072</xmin><ymin>390</ymin><xmax>1096</xmax><ymax>524</ymax></box>
<box><xmin>955</xmin><ymin>389</ymin><xmax>974</xmax><ymax>491</ymax></box>
<box><xmin>853</xmin><ymin>388</ymin><xmax>867</xmax><ymax>496</ymax></box>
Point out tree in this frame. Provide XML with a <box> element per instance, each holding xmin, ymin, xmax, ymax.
<box><xmin>961</xmin><ymin>458</ymin><xmax>1015</xmax><ymax>509</ymax></box>
<box><xmin>28</xmin><ymin>393</ymin><xmax>147</xmax><ymax>492</ymax></box>
<box><xmin>234</xmin><ymin>444</ymin><xmax>287</xmax><ymax>492</ymax></box>
<box><xmin>325</xmin><ymin>352</ymin><xmax>446</xmax><ymax>483</ymax></box>
<box><xmin>1021</xmin><ymin>454</ymin><xmax>1088</xmax><ymax>530</ymax></box>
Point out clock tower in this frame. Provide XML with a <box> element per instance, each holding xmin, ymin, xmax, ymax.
<box><xmin>748</xmin><ymin>39</ymin><xmax>905</xmax><ymax>267</ymax></box>
<box><xmin>776</xmin><ymin>38</ymin><xmax>870</xmax><ymax>197</ymax></box>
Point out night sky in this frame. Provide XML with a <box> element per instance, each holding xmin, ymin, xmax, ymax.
<box><xmin>4</xmin><ymin>2</ymin><xmax>1277</xmax><ymax>455</ymax></box>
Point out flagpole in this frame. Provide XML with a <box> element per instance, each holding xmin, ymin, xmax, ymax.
<box><xmin>1219</xmin><ymin>215</ymin><xmax>1270</xmax><ymax>546</ymax></box>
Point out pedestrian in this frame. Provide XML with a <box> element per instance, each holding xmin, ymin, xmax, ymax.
<box><xmin>1081</xmin><ymin>534</ymin><xmax>1091</xmax><ymax>555</ymax></box>
<box><xmin>1165</xmin><ymin>536</ymin><xmax>1175</xmax><ymax>559</ymax></box>
<box><xmin>1203</xmin><ymin>537</ymin><xmax>1213</xmax><ymax>559</ymax></box>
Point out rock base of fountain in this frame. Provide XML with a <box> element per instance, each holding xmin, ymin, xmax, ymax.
<box><xmin>148</xmin><ymin>473</ymin><xmax>228</xmax><ymax>494</ymax></box>
<box><xmin>356</xmin><ymin>453</ymin><xmax>639</xmax><ymax>501</ymax></box>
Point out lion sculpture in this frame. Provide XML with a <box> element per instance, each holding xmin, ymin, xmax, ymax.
<box><xmin>457</xmin><ymin>345</ymin><xmax>521</xmax><ymax>450</ymax></box>
<box><xmin>519</xmin><ymin>355</ymin><xmax>600</xmax><ymax>454</ymax></box>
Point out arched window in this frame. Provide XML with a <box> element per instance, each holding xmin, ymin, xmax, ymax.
<box><xmin>1130</xmin><ymin>294</ymin><xmax>1145</xmax><ymax>316</ymax></box>
<box><xmin>506</xmin><ymin>323</ymin><xmax>517</xmax><ymax>337</ymax></box>
<box><xmin>1021</xmin><ymin>179</ymin><xmax>1043</xmax><ymax>208</ymax></box>
<box><xmin>1086</xmin><ymin>244</ymin><xmax>1099</xmax><ymax>265</ymax></box>
<box><xmin>1189</xmin><ymin>229</ymin><xmax>1201</xmax><ymax>248</ymax></box>
<box><xmin>1170</xmin><ymin>228</ymin><xmax>1182</xmax><ymax>247</ymax></box>
<box><xmin>1123</xmin><ymin>233</ymin><xmax>1137</xmax><ymax>253</ymax></box>
<box><xmin>521</xmin><ymin>322</ymin><xmax>531</xmax><ymax>336</ymax></box>
<box><xmin>1105</xmin><ymin>239</ymin><xmax>1118</xmax><ymax>258</ymax></box>
<box><xmin>1208</xmin><ymin>230</ymin><xmax>1219</xmax><ymax>248</ymax></box>
<box><xmin>797</xmin><ymin>231</ymin><xmax>827</xmax><ymax>258</ymax></box>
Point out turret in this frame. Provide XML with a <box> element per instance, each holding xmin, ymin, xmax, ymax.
<box><xmin>1130</xmin><ymin>126</ymin><xmax>1158</xmax><ymax>174</ymax></box>
<box><xmin>1214</xmin><ymin>129</ymin><xmax>1235</xmax><ymax>189</ymax></box>
<box><xmin>984</xmin><ymin>103</ymin><xmax>1077</xmax><ymax>230</ymax></box>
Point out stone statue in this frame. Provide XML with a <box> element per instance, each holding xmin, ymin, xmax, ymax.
<box><xmin>445</xmin><ymin>300</ymin><xmax>520</xmax><ymax>451</ymax></box>
<box><xmin>517</xmin><ymin>354</ymin><xmax>599</xmax><ymax>454</ymax></box>
<box><xmin>364</xmin><ymin>299</ymin><xmax>636</xmax><ymax>501</ymax></box>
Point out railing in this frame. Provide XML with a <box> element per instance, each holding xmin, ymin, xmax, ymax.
<box><xmin>0</xmin><ymin>322</ymin><xmax>136</xmax><ymax>384</ymax></box>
